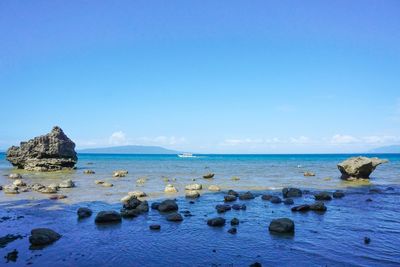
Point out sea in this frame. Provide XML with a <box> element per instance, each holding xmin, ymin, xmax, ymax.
<box><xmin>0</xmin><ymin>153</ymin><xmax>399</xmax><ymax>266</ymax></box>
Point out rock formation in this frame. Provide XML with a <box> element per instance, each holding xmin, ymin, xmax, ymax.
<box><xmin>337</xmin><ymin>156</ymin><xmax>388</xmax><ymax>180</ymax></box>
<box><xmin>6</xmin><ymin>126</ymin><xmax>77</xmax><ymax>171</ymax></box>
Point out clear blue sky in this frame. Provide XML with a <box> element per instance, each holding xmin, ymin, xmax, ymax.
<box><xmin>1</xmin><ymin>1</ymin><xmax>399</xmax><ymax>153</ymax></box>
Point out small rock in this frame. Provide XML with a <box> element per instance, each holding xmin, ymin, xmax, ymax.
<box><xmin>136</xmin><ymin>201</ymin><xmax>149</xmax><ymax>213</ymax></box>
<box><xmin>304</xmin><ymin>171</ymin><xmax>315</xmax><ymax>176</ymax></box>
<box><xmin>0</xmin><ymin>234</ymin><xmax>23</xmax><ymax>249</ymax></box>
<box><xmin>261</xmin><ymin>194</ymin><xmax>273</xmax><ymax>201</ymax></box>
<box><xmin>227</xmin><ymin>189</ymin><xmax>239</xmax><ymax>196</ymax></box>
<box><xmin>49</xmin><ymin>194</ymin><xmax>67</xmax><ymax>200</ymax></box>
<box><xmin>128</xmin><ymin>191</ymin><xmax>147</xmax><ymax>198</ymax></box>
<box><xmin>136</xmin><ymin>177</ymin><xmax>147</xmax><ymax>184</ymax></box>
<box><xmin>120</xmin><ymin>209</ymin><xmax>140</xmax><ymax>218</ymax></box>
<box><xmin>113</xmin><ymin>170</ymin><xmax>128</xmax><ymax>177</ymax></box>
<box><xmin>224</xmin><ymin>195</ymin><xmax>237</xmax><ymax>202</ymax></box>
<box><xmin>158</xmin><ymin>200</ymin><xmax>178</xmax><ymax>212</ymax></box>
<box><xmin>3</xmin><ymin>185</ymin><xmax>19</xmax><ymax>194</ymax></box>
<box><xmin>364</xmin><ymin>237</ymin><xmax>371</xmax><ymax>244</ymax></box>
<box><xmin>203</xmin><ymin>173</ymin><xmax>215</xmax><ymax>179</ymax></box>
<box><xmin>151</xmin><ymin>202</ymin><xmax>160</xmax><ymax>210</ymax></box>
<box><xmin>333</xmin><ymin>190</ymin><xmax>345</xmax><ymax>198</ymax></box>
<box><xmin>166</xmin><ymin>212</ymin><xmax>183</xmax><ymax>222</ymax></box>
<box><xmin>216</xmin><ymin>204</ymin><xmax>231</xmax><ymax>213</ymax></box>
<box><xmin>283</xmin><ymin>198</ymin><xmax>294</xmax><ymax>205</ymax></box>
<box><xmin>164</xmin><ymin>184</ymin><xmax>178</xmax><ymax>193</ymax></box>
<box><xmin>249</xmin><ymin>262</ymin><xmax>262</xmax><ymax>267</ymax></box>
<box><xmin>239</xmin><ymin>191</ymin><xmax>255</xmax><ymax>200</ymax></box>
<box><xmin>8</xmin><ymin>173</ymin><xmax>22</xmax><ymax>179</ymax></box>
<box><xmin>310</xmin><ymin>202</ymin><xmax>327</xmax><ymax>212</ymax></box>
<box><xmin>366</xmin><ymin>198</ymin><xmax>373</xmax><ymax>202</ymax></box>
<box><xmin>208</xmin><ymin>185</ymin><xmax>221</xmax><ymax>192</ymax></box>
<box><xmin>13</xmin><ymin>179</ymin><xmax>26</xmax><ymax>187</ymax></box>
<box><xmin>5</xmin><ymin>249</ymin><xmax>18</xmax><ymax>262</ymax></box>
<box><xmin>185</xmin><ymin>190</ymin><xmax>200</xmax><ymax>198</ymax></box>
<box><xmin>95</xmin><ymin>180</ymin><xmax>104</xmax><ymax>185</ymax></box>
<box><xmin>231</xmin><ymin>218</ymin><xmax>240</xmax><ymax>225</ymax></box>
<box><xmin>270</xmin><ymin>196</ymin><xmax>282</xmax><ymax>204</ymax></box>
<box><xmin>291</xmin><ymin>204</ymin><xmax>310</xmax><ymax>212</ymax></box>
<box><xmin>314</xmin><ymin>192</ymin><xmax>332</xmax><ymax>201</ymax></box>
<box><xmin>121</xmin><ymin>195</ymin><xmax>142</xmax><ymax>209</ymax></box>
<box><xmin>83</xmin><ymin>170</ymin><xmax>95</xmax><ymax>174</ymax></box>
<box><xmin>29</xmin><ymin>228</ymin><xmax>61</xmax><ymax>247</ymax></box>
<box><xmin>149</xmin><ymin>224</ymin><xmax>161</xmax><ymax>230</ymax></box>
<box><xmin>268</xmin><ymin>218</ymin><xmax>295</xmax><ymax>234</ymax></box>
<box><xmin>185</xmin><ymin>184</ymin><xmax>202</xmax><ymax>190</ymax></box>
<box><xmin>59</xmin><ymin>179</ymin><xmax>75</xmax><ymax>188</ymax></box>
<box><xmin>102</xmin><ymin>182</ymin><xmax>113</xmax><ymax>187</ymax></box>
<box><xmin>232</xmin><ymin>204</ymin><xmax>246</xmax><ymax>210</ymax></box>
<box><xmin>77</xmin><ymin>207</ymin><xmax>92</xmax><ymax>219</ymax></box>
<box><xmin>282</xmin><ymin>188</ymin><xmax>302</xmax><ymax>198</ymax></box>
<box><xmin>228</xmin><ymin>228</ymin><xmax>237</xmax><ymax>234</ymax></box>
<box><xmin>95</xmin><ymin>211</ymin><xmax>122</xmax><ymax>223</ymax></box>
<box><xmin>207</xmin><ymin>217</ymin><xmax>226</xmax><ymax>227</ymax></box>
<box><xmin>231</xmin><ymin>176</ymin><xmax>240</xmax><ymax>181</ymax></box>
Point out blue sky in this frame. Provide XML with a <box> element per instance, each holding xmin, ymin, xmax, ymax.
<box><xmin>1</xmin><ymin>1</ymin><xmax>399</xmax><ymax>153</ymax></box>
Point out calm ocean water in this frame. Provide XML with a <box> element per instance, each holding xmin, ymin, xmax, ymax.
<box><xmin>1</xmin><ymin>153</ymin><xmax>400</xmax><ymax>266</ymax></box>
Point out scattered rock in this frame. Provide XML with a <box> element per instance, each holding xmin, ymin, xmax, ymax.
<box><xmin>283</xmin><ymin>198</ymin><xmax>294</xmax><ymax>205</ymax></box>
<box><xmin>164</xmin><ymin>184</ymin><xmax>178</xmax><ymax>193</ymax></box>
<box><xmin>216</xmin><ymin>204</ymin><xmax>231</xmax><ymax>213</ymax></box>
<box><xmin>113</xmin><ymin>170</ymin><xmax>128</xmax><ymax>177</ymax></box>
<box><xmin>102</xmin><ymin>182</ymin><xmax>113</xmax><ymax>187</ymax></box>
<box><xmin>5</xmin><ymin>249</ymin><xmax>18</xmax><ymax>262</ymax></box>
<box><xmin>49</xmin><ymin>194</ymin><xmax>67</xmax><ymax>200</ymax></box>
<box><xmin>261</xmin><ymin>194</ymin><xmax>273</xmax><ymax>201</ymax></box>
<box><xmin>224</xmin><ymin>195</ymin><xmax>237</xmax><ymax>202</ymax></box>
<box><xmin>12</xmin><ymin>179</ymin><xmax>26</xmax><ymax>187</ymax></box>
<box><xmin>6</xmin><ymin>126</ymin><xmax>77</xmax><ymax>171</ymax></box>
<box><xmin>121</xmin><ymin>195</ymin><xmax>142</xmax><ymax>209</ymax></box>
<box><xmin>310</xmin><ymin>202</ymin><xmax>327</xmax><ymax>212</ymax></box>
<box><xmin>227</xmin><ymin>189</ymin><xmax>239</xmax><ymax>196</ymax></box>
<box><xmin>333</xmin><ymin>190</ymin><xmax>345</xmax><ymax>198</ymax></box>
<box><xmin>3</xmin><ymin>184</ymin><xmax>19</xmax><ymax>194</ymax></box>
<box><xmin>95</xmin><ymin>180</ymin><xmax>104</xmax><ymax>185</ymax></box>
<box><xmin>158</xmin><ymin>200</ymin><xmax>178</xmax><ymax>212</ymax></box>
<box><xmin>128</xmin><ymin>191</ymin><xmax>147</xmax><ymax>198</ymax></box>
<box><xmin>338</xmin><ymin>156</ymin><xmax>388</xmax><ymax>180</ymax></box>
<box><xmin>136</xmin><ymin>177</ymin><xmax>147</xmax><ymax>184</ymax></box>
<box><xmin>185</xmin><ymin>184</ymin><xmax>202</xmax><ymax>190</ymax></box>
<box><xmin>239</xmin><ymin>191</ymin><xmax>255</xmax><ymax>200</ymax></box>
<box><xmin>8</xmin><ymin>173</ymin><xmax>22</xmax><ymax>179</ymax></box>
<box><xmin>207</xmin><ymin>217</ymin><xmax>226</xmax><ymax>227</ymax></box>
<box><xmin>231</xmin><ymin>176</ymin><xmax>240</xmax><ymax>181</ymax></box>
<box><xmin>364</xmin><ymin>237</ymin><xmax>371</xmax><ymax>244</ymax></box>
<box><xmin>270</xmin><ymin>196</ymin><xmax>282</xmax><ymax>204</ymax></box>
<box><xmin>232</xmin><ymin>204</ymin><xmax>246</xmax><ymax>210</ymax></box>
<box><xmin>185</xmin><ymin>190</ymin><xmax>200</xmax><ymax>198</ymax></box>
<box><xmin>231</xmin><ymin>218</ymin><xmax>240</xmax><ymax>225</ymax></box>
<box><xmin>95</xmin><ymin>211</ymin><xmax>122</xmax><ymax>223</ymax></box>
<box><xmin>136</xmin><ymin>201</ymin><xmax>149</xmax><ymax>213</ymax></box>
<box><xmin>0</xmin><ymin>234</ymin><xmax>23</xmax><ymax>249</ymax></box>
<box><xmin>366</xmin><ymin>198</ymin><xmax>373</xmax><ymax>202</ymax></box>
<box><xmin>166</xmin><ymin>212</ymin><xmax>183</xmax><ymax>222</ymax></box>
<box><xmin>83</xmin><ymin>170</ymin><xmax>95</xmax><ymax>174</ymax></box>
<box><xmin>314</xmin><ymin>192</ymin><xmax>332</xmax><ymax>201</ymax></box>
<box><xmin>29</xmin><ymin>228</ymin><xmax>61</xmax><ymax>247</ymax></box>
<box><xmin>149</xmin><ymin>224</ymin><xmax>161</xmax><ymax>230</ymax></box>
<box><xmin>268</xmin><ymin>218</ymin><xmax>295</xmax><ymax>234</ymax></box>
<box><xmin>304</xmin><ymin>171</ymin><xmax>315</xmax><ymax>176</ymax></box>
<box><xmin>228</xmin><ymin>228</ymin><xmax>237</xmax><ymax>234</ymax></box>
<box><xmin>208</xmin><ymin>185</ymin><xmax>221</xmax><ymax>192</ymax></box>
<box><xmin>203</xmin><ymin>173</ymin><xmax>215</xmax><ymax>179</ymax></box>
<box><xmin>291</xmin><ymin>205</ymin><xmax>310</xmax><ymax>212</ymax></box>
<box><xmin>59</xmin><ymin>179</ymin><xmax>75</xmax><ymax>188</ymax></box>
<box><xmin>282</xmin><ymin>188</ymin><xmax>302</xmax><ymax>198</ymax></box>
<box><xmin>77</xmin><ymin>207</ymin><xmax>92</xmax><ymax>219</ymax></box>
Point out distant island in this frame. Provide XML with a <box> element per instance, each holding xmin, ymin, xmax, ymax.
<box><xmin>78</xmin><ymin>145</ymin><xmax>180</xmax><ymax>154</ymax></box>
<box><xmin>368</xmin><ymin>145</ymin><xmax>400</xmax><ymax>154</ymax></box>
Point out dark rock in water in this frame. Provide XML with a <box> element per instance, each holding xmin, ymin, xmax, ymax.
<box><xmin>0</xmin><ymin>234</ymin><xmax>23</xmax><ymax>248</ymax></box>
<box><xmin>282</xmin><ymin>188</ymin><xmax>302</xmax><ymax>198</ymax></box>
<box><xmin>216</xmin><ymin>204</ymin><xmax>231</xmax><ymax>213</ymax></box>
<box><xmin>203</xmin><ymin>173</ymin><xmax>215</xmax><ymax>179</ymax></box>
<box><xmin>333</xmin><ymin>190</ymin><xmax>345</xmax><ymax>198</ymax></box>
<box><xmin>158</xmin><ymin>200</ymin><xmax>178</xmax><ymax>212</ymax></box>
<box><xmin>5</xmin><ymin>249</ymin><xmax>18</xmax><ymax>262</ymax></box>
<box><xmin>268</xmin><ymin>218</ymin><xmax>295</xmax><ymax>234</ymax></box>
<box><xmin>6</xmin><ymin>126</ymin><xmax>77</xmax><ymax>171</ymax></box>
<box><xmin>166</xmin><ymin>212</ymin><xmax>183</xmax><ymax>222</ymax></box>
<box><xmin>151</xmin><ymin>202</ymin><xmax>161</xmax><ymax>210</ymax></box>
<box><xmin>364</xmin><ymin>237</ymin><xmax>371</xmax><ymax>244</ymax></box>
<box><xmin>232</xmin><ymin>204</ymin><xmax>246</xmax><ymax>210</ymax></box>
<box><xmin>369</xmin><ymin>188</ymin><xmax>382</xmax><ymax>194</ymax></box>
<box><xmin>249</xmin><ymin>262</ymin><xmax>262</xmax><ymax>267</ymax></box>
<box><xmin>228</xmin><ymin>228</ymin><xmax>237</xmax><ymax>234</ymax></box>
<box><xmin>386</xmin><ymin>187</ymin><xmax>395</xmax><ymax>191</ymax></box>
<box><xmin>95</xmin><ymin>211</ymin><xmax>122</xmax><ymax>223</ymax></box>
<box><xmin>77</xmin><ymin>207</ymin><xmax>92</xmax><ymax>219</ymax></box>
<box><xmin>49</xmin><ymin>194</ymin><xmax>67</xmax><ymax>200</ymax></box>
<box><xmin>29</xmin><ymin>228</ymin><xmax>61</xmax><ymax>247</ymax></box>
<box><xmin>366</xmin><ymin>198</ymin><xmax>373</xmax><ymax>202</ymax></box>
<box><xmin>231</xmin><ymin>218</ymin><xmax>240</xmax><ymax>226</ymax></box>
<box><xmin>189</xmin><ymin>201</ymin><xmax>195</xmax><ymax>204</ymax></box>
<box><xmin>224</xmin><ymin>195</ymin><xmax>237</xmax><ymax>202</ymax></box>
<box><xmin>207</xmin><ymin>217</ymin><xmax>226</xmax><ymax>227</ymax></box>
<box><xmin>283</xmin><ymin>198</ymin><xmax>294</xmax><ymax>205</ymax></box>
<box><xmin>261</xmin><ymin>194</ymin><xmax>273</xmax><ymax>201</ymax></box>
<box><xmin>314</xmin><ymin>192</ymin><xmax>332</xmax><ymax>201</ymax></box>
<box><xmin>270</xmin><ymin>196</ymin><xmax>282</xmax><ymax>204</ymax></box>
<box><xmin>227</xmin><ymin>189</ymin><xmax>239</xmax><ymax>197</ymax></box>
<box><xmin>120</xmin><ymin>209</ymin><xmax>140</xmax><ymax>218</ymax></box>
<box><xmin>136</xmin><ymin>201</ymin><xmax>149</xmax><ymax>213</ymax></box>
<box><xmin>122</xmin><ymin>196</ymin><xmax>142</xmax><ymax>210</ymax></box>
<box><xmin>149</xmin><ymin>224</ymin><xmax>161</xmax><ymax>230</ymax></box>
<box><xmin>291</xmin><ymin>205</ymin><xmax>310</xmax><ymax>212</ymax></box>
<box><xmin>310</xmin><ymin>202</ymin><xmax>327</xmax><ymax>212</ymax></box>
<box><xmin>337</xmin><ymin>156</ymin><xmax>388</xmax><ymax>180</ymax></box>
<box><xmin>239</xmin><ymin>191</ymin><xmax>255</xmax><ymax>200</ymax></box>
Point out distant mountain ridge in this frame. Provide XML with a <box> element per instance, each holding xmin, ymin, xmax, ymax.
<box><xmin>368</xmin><ymin>145</ymin><xmax>400</xmax><ymax>153</ymax></box>
<box><xmin>78</xmin><ymin>145</ymin><xmax>180</xmax><ymax>154</ymax></box>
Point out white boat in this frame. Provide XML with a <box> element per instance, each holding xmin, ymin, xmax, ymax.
<box><xmin>178</xmin><ymin>153</ymin><xmax>196</xmax><ymax>158</ymax></box>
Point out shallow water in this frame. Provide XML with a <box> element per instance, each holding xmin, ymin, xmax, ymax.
<box><xmin>1</xmin><ymin>153</ymin><xmax>400</xmax><ymax>266</ymax></box>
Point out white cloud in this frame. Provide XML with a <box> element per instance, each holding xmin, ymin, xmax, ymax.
<box><xmin>289</xmin><ymin>136</ymin><xmax>310</xmax><ymax>144</ymax></box>
<box><xmin>109</xmin><ymin>131</ymin><xmax>127</xmax><ymax>145</ymax></box>
<box><xmin>139</xmin><ymin>136</ymin><xmax>187</xmax><ymax>146</ymax></box>
<box><xmin>330</xmin><ymin>134</ymin><xmax>360</xmax><ymax>144</ymax></box>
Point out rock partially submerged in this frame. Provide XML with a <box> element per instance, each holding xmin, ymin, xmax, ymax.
<box><xmin>337</xmin><ymin>156</ymin><xmax>388</xmax><ymax>180</ymax></box>
<box><xmin>207</xmin><ymin>217</ymin><xmax>226</xmax><ymax>227</ymax></box>
<box><xmin>164</xmin><ymin>184</ymin><xmax>178</xmax><ymax>193</ymax></box>
<box><xmin>29</xmin><ymin>228</ymin><xmax>61</xmax><ymax>247</ymax></box>
<box><xmin>77</xmin><ymin>207</ymin><xmax>93</xmax><ymax>219</ymax></box>
<box><xmin>269</xmin><ymin>218</ymin><xmax>295</xmax><ymax>234</ymax></box>
<box><xmin>6</xmin><ymin>126</ymin><xmax>77</xmax><ymax>171</ymax></box>
<box><xmin>95</xmin><ymin>211</ymin><xmax>122</xmax><ymax>223</ymax></box>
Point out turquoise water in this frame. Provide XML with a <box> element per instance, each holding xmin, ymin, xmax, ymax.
<box><xmin>1</xmin><ymin>153</ymin><xmax>400</xmax><ymax>266</ymax></box>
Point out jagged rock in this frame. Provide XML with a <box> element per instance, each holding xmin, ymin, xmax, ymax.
<box><xmin>58</xmin><ymin>179</ymin><xmax>75</xmax><ymax>188</ymax></box>
<box><xmin>77</xmin><ymin>207</ymin><xmax>92</xmax><ymax>219</ymax></box>
<box><xmin>269</xmin><ymin>218</ymin><xmax>295</xmax><ymax>234</ymax></box>
<box><xmin>29</xmin><ymin>228</ymin><xmax>61</xmax><ymax>247</ymax></box>
<box><xmin>6</xmin><ymin>126</ymin><xmax>77</xmax><ymax>171</ymax></box>
<box><xmin>164</xmin><ymin>184</ymin><xmax>178</xmax><ymax>193</ymax></box>
<box><xmin>113</xmin><ymin>170</ymin><xmax>128</xmax><ymax>177</ymax></box>
<box><xmin>282</xmin><ymin>188</ymin><xmax>302</xmax><ymax>198</ymax></box>
<box><xmin>185</xmin><ymin>184</ymin><xmax>202</xmax><ymax>190</ymax></box>
<box><xmin>208</xmin><ymin>185</ymin><xmax>221</xmax><ymax>191</ymax></box>
<box><xmin>337</xmin><ymin>156</ymin><xmax>388</xmax><ymax>180</ymax></box>
<box><xmin>95</xmin><ymin>211</ymin><xmax>122</xmax><ymax>223</ymax></box>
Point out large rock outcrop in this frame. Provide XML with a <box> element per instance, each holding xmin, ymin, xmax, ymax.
<box><xmin>6</xmin><ymin>126</ymin><xmax>77</xmax><ymax>171</ymax></box>
<box><xmin>337</xmin><ymin>156</ymin><xmax>388</xmax><ymax>180</ymax></box>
